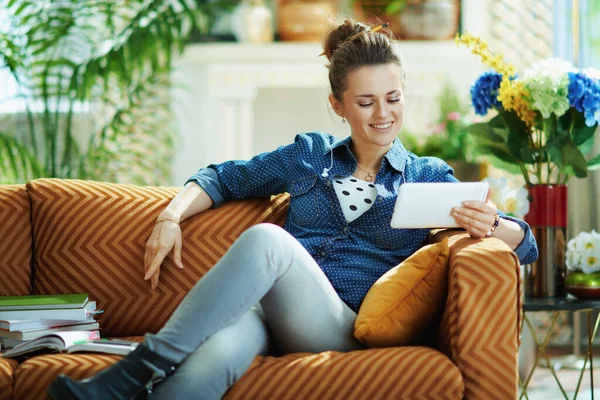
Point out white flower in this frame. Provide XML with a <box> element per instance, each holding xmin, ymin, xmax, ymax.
<box><xmin>521</xmin><ymin>58</ymin><xmax>575</xmax><ymax>118</ymax></box>
<box><xmin>579</xmin><ymin>247</ymin><xmax>600</xmax><ymax>274</ymax></box>
<box><xmin>575</xmin><ymin>231</ymin><xmax>597</xmax><ymax>252</ymax></box>
<box><xmin>523</xmin><ymin>58</ymin><xmax>575</xmax><ymax>78</ymax></box>
<box><xmin>482</xmin><ymin>177</ymin><xmax>529</xmax><ymax>218</ymax></box>
<box><xmin>584</xmin><ymin>67</ymin><xmax>600</xmax><ymax>80</ymax></box>
<box><xmin>566</xmin><ymin>247</ymin><xmax>582</xmax><ymax>271</ymax></box>
<box><xmin>502</xmin><ymin>187</ymin><xmax>530</xmax><ymax>219</ymax></box>
<box><xmin>567</xmin><ymin>231</ymin><xmax>600</xmax><ymax>273</ymax></box>
<box><xmin>483</xmin><ymin>177</ymin><xmax>509</xmax><ymax>206</ymax></box>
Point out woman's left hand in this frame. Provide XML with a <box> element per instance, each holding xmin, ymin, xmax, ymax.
<box><xmin>451</xmin><ymin>190</ymin><xmax>497</xmax><ymax>239</ymax></box>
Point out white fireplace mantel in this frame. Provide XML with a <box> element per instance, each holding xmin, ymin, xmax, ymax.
<box><xmin>169</xmin><ymin>40</ymin><xmax>486</xmax><ymax>186</ymax></box>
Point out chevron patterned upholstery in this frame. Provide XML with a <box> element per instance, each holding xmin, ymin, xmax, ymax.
<box><xmin>9</xmin><ymin>345</ymin><xmax>463</xmax><ymax>400</ymax></box>
<box><xmin>0</xmin><ymin>179</ymin><xmax>522</xmax><ymax>399</ymax></box>
<box><xmin>225</xmin><ymin>347</ymin><xmax>463</xmax><ymax>400</ymax></box>
<box><xmin>0</xmin><ymin>358</ymin><xmax>18</xmax><ymax>400</ymax></box>
<box><xmin>430</xmin><ymin>230</ymin><xmax>521</xmax><ymax>399</ymax></box>
<box><xmin>27</xmin><ymin>178</ymin><xmax>289</xmax><ymax>337</ymax></box>
<box><xmin>0</xmin><ymin>185</ymin><xmax>32</xmax><ymax>296</ymax></box>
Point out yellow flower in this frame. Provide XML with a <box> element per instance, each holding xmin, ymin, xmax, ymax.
<box><xmin>497</xmin><ymin>78</ymin><xmax>536</xmax><ymax>126</ymax></box>
<box><xmin>456</xmin><ymin>31</ymin><xmax>535</xmax><ymax>126</ymax></box>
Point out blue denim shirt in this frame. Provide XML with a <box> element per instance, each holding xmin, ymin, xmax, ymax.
<box><xmin>186</xmin><ymin>132</ymin><xmax>538</xmax><ymax>313</ymax></box>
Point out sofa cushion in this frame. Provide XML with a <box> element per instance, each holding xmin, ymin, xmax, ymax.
<box><xmin>13</xmin><ymin>345</ymin><xmax>462</xmax><ymax>400</ymax></box>
<box><xmin>27</xmin><ymin>178</ymin><xmax>289</xmax><ymax>337</ymax></box>
<box><xmin>354</xmin><ymin>239</ymin><xmax>449</xmax><ymax>348</ymax></box>
<box><xmin>0</xmin><ymin>357</ymin><xmax>18</xmax><ymax>400</ymax></box>
<box><xmin>10</xmin><ymin>336</ymin><xmax>143</xmax><ymax>399</ymax></box>
<box><xmin>225</xmin><ymin>347</ymin><xmax>464</xmax><ymax>400</ymax></box>
<box><xmin>0</xmin><ymin>184</ymin><xmax>32</xmax><ymax>296</ymax></box>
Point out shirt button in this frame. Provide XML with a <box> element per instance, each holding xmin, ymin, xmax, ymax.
<box><xmin>326</xmin><ymin>180</ymin><xmax>331</xmax><ymax>187</ymax></box>
<box><xmin>378</xmin><ymin>197</ymin><xmax>383</xmax><ymax>202</ymax></box>
<box><xmin>342</xmin><ymin>227</ymin><xmax>348</xmax><ymax>234</ymax></box>
<box><xmin>320</xmin><ymin>251</ymin><xmax>326</xmax><ymax>257</ymax></box>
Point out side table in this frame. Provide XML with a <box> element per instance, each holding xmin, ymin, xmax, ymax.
<box><xmin>520</xmin><ymin>297</ymin><xmax>600</xmax><ymax>399</ymax></box>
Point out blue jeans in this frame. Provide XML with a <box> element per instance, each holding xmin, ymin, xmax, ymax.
<box><xmin>145</xmin><ymin>223</ymin><xmax>366</xmax><ymax>399</ymax></box>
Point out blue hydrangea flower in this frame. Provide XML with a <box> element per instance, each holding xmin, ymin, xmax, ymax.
<box><xmin>471</xmin><ymin>70</ymin><xmax>503</xmax><ymax>116</ymax></box>
<box><xmin>568</xmin><ymin>72</ymin><xmax>600</xmax><ymax>127</ymax></box>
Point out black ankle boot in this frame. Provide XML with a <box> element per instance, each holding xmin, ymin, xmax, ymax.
<box><xmin>46</xmin><ymin>343</ymin><xmax>178</xmax><ymax>400</ymax></box>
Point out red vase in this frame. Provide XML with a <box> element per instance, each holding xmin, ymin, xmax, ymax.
<box><xmin>524</xmin><ymin>185</ymin><xmax>568</xmax><ymax>298</ymax></box>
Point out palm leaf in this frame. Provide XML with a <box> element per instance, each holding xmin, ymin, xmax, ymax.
<box><xmin>2</xmin><ymin>0</ymin><xmax>198</xmax><ymax>182</ymax></box>
<box><xmin>0</xmin><ymin>132</ymin><xmax>44</xmax><ymax>183</ymax></box>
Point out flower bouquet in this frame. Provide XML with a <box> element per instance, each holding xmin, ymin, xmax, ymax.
<box><xmin>455</xmin><ymin>32</ymin><xmax>600</xmax><ymax>297</ymax></box>
<box><xmin>565</xmin><ymin>231</ymin><xmax>600</xmax><ymax>299</ymax></box>
<box><xmin>455</xmin><ymin>32</ymin><xmax>600</xmax><ymax>186</ymax></box>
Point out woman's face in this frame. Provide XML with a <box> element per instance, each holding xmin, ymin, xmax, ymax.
<box><xmin>330</xmin><ymin>64</ymin><xmax>405</xmax><ymax>150</ymax></box>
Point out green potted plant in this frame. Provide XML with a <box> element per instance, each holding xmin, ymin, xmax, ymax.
<box><xmin>0</xmin><ymin>0</ymin><xmax>198</xmax><ymax>185</ymax></box>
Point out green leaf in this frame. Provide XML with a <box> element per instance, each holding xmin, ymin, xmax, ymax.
<box><xmin>0</xmin><ymin>132</ymin><xmax>44</xmax><ymax>183</ymax></box>
<box><xmin>546</xmin><ymin>136</ymin><xmax>589</xmax><ymax>178</ymax></box>
<box><xmin>520</xmin><ymin>147</ymin><xmax>542</xmax><ymax>164</ymax></box>
<box><xmin>13</xmin><ymin>1</ymin><xmax>33</xmax><ymax>16</ymax></box>
<box><xmin>466</xmin><ymin>123</ymin><xmax>507</xmax><ymax>143</ymax></box>
<box><xmin>385</xmin><ymin>0</ymin><xmax>407</xmax><ymax>14</ymax></box>
<box><xmin>506</xmin><ymin>129</ymin><xmax>530</xmax><ymax>161</ymax></box>
<box><xmin>486</xmin><ymin>155</ymin><xmax>523</xmax><ymax>175</ymax></box>
<box><xmin>499</xmin><ymin>110</ymin><xmax>529</xmax><ymax>135</ymax></box>
<box><xmin>588</xmin><ymin>154</ymin><xmax>600</xmax><ymax>171</ymax></box>
<box><xmin>579</xmin><ymin>134</ymin><xmax>595</xmax><ymax>155</ymax></box>
<box><xmin>572</xmin><ymin>124</ymin><xmax>598</xmax><ymax>145</ymax></box>
<box><xmin>473</xmin><ymin>139</ymin><xmax>518</xmax><ymax>164</ymax></box>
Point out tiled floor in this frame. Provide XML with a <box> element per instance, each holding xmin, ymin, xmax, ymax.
<box><xmin>521</xmin><ymin>350</ymin><xmax>600</xmax><ymax>399</ymax></box>
<box><xmin>522</xmin><ymin>365</ymin><xmax>600</xmax><ymax>399</ymax></box>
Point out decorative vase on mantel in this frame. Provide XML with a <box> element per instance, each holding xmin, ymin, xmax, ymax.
<box><xmin>353</xmin><ymin>0</ymin><xmax>460</xmax><ymax>40</ymax></box>
<box><xmin>523</xmin><ymin>185</ymin><xmax>568</xmax><ymax>298</ymax></box>
<box><xmin>277</xmin><ymin>0</ymin><xmax>339</xmax><ymax>42</ymax></box>
<box><xmin>231</xmin><ymin>0</ymin><xmax>274</xmax><ymax>44</ymax></box>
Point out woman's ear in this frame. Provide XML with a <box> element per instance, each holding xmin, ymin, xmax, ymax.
<box><xmin>329</xmin><ymin>94</ymin><xmax>344</xmax><ymax>118</ymax></box>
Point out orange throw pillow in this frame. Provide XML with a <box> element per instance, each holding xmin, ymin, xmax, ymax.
<box><xmin>354</xmin><ymin>238</ymin><xmax>450</xmax><ymax>348</ymax></box>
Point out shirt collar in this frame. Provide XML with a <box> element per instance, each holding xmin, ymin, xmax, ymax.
<box><xmin>323</xmin><ymin>136</ymin><xmax>407</xmax><ymax>173</ymax></box>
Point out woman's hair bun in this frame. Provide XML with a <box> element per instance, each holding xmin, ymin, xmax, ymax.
<box><xmin>321</xmin><ymin>20</ymin><xmax>369</xmax><ymax>62</ymax></box>
<box><xmin>321</xmin><ymin>19</ymin><xmax>394</xmax><ymax>61</ymax></box>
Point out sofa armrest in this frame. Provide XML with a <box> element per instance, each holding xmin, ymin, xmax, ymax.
<box><xmin>429</xmin><ymin>229</ymin><xmax>521</xmax><ymax>399</ymax></box>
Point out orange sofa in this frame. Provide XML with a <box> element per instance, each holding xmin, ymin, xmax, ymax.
<box><xmin>0</xmin><ymin>179</ymin><xmax>523</xmax><ymax>399</ymax></box>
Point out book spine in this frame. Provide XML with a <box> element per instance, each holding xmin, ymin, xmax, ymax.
<box><xmin>0</xmin><ymin>302</ymin><xmax>96</xmax><ymax>321</ymax></box>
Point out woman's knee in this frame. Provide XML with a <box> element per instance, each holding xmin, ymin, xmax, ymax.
<box><xmin>235</xmin><ymin>223</ymin><xmax>292</xmax><ymax>264</ymax></box>
<box><xmin>240</xmin><ymin>223</ymin><xmax>287</xmax><ymax>244</ymax></box>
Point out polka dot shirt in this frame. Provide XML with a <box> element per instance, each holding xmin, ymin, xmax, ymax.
<box><xmin>186</xmin><ymin>132</ymin><xmax>538</xmax><ymax>313</ymax></box>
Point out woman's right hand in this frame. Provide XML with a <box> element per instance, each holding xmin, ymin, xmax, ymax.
<box><xmin>144</xmin><ymin>218</ymin><xmax>185</xmax><ymax>290</ymax></box>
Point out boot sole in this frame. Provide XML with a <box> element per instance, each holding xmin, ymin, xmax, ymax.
<box><xmin>46</xmin><ymin>378</ymin><xmax>80</xmax><ymax>400</ymax></box>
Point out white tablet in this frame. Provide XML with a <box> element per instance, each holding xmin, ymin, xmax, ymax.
<box><xmin>390</xmin><ymin>182</ymin><xmax>490</xmax><ymax>229</ymax></box>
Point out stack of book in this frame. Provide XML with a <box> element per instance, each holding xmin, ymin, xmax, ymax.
<box><xmin>0</xmin><ymin>294</ymin><xmax>101</xmax><ymax>350</ymax></box>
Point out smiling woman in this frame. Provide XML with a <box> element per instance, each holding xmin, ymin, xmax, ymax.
<box><xmin>46</xmin><ymin>18</ymin><xmax>538</xmax><ymax>400</ymax></box>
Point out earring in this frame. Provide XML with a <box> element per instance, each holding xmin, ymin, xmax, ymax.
<box><xmin>341</xmin><ymin>117</ymin><xmax>346</xmax><ymax>123</ymax></box>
